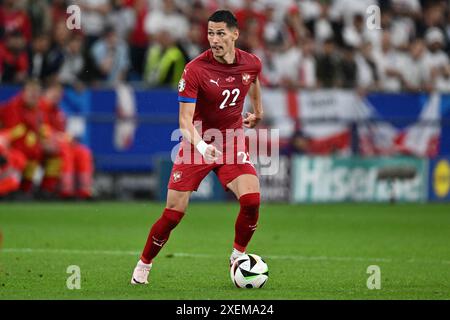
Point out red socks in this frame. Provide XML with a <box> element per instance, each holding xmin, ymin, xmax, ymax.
<box><xmin>141</xmin><ymin>208</ymin><xmax>185</xmax><ymax>264</ymax></box>
<box><xmin>140</xmin><ymin>193</ymin><xmax>260</xmax><ymax>264</ymax></box>
<box><xmin>234</xmin><ymin>193</ymin><xmax>260</xmax><ymax>252</ymax></box>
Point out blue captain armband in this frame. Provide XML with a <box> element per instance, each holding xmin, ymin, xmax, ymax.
<box><xmin>178</xmin><ymin>96</ymin><xmax>197</xmax><ymax>103</ymax></box>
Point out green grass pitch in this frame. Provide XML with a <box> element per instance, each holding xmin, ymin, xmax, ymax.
<box><xmin>0</xmin><ymin>202</ymin><xmax>449</xmax><ymax>300</ymax></box>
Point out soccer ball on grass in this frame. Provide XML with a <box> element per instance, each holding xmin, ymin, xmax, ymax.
<box><xmin>230</xmin><ymin>253</ymin><xmax>269</xmax><ymax>288</ymax></box>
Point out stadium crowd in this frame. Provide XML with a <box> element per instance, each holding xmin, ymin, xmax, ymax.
<box><xmin>1</xmin><ymin>0</ymin><xmax>450</xmax><ymax>92</ymax></box>
<box><xmin>1</xmin><ymin>0</ymin><xmax>449</xmax><ymax>199</ymax></box>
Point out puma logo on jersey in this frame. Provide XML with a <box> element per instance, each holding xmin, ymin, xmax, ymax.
<box><xmin>209</xmin><ymin>78</ymin><xmax>220</xmax><ymax>87</ymax></box>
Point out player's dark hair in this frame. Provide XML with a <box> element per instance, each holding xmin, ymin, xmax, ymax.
<box><xmin>208</xmin><ymin>10</ymin><xmax>238</xmax><ymax>29</ymax></box>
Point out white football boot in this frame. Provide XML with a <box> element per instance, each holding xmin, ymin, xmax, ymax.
<box><xmin>131</xmin><ymin>260</ymin><xmax>152</xmax><ymax>285</ymax></box>
<box><xmin>229</xmin><ymin>248</ymin><xmax>245</xmax><ymax>267</ymax></box>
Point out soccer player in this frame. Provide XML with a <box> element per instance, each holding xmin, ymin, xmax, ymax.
<box><xmin>131</xmin><ymin>10</ymin><xmax>264</xmax><ymax>284</ymax></box>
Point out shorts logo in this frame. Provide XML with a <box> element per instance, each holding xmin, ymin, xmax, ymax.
<box><xmin>173</xmin><ymin>171</ymin><xmax>182</xmax><ymax>182</ymax></box>
<box><xmin>225</xmin><ymin>76</ymin><xmax>235</xmax><ymax>83</ymax></box>
<box><xmin>242</xmin><ymin>73</ymin><xmax>251</xmax><ymax>85</ymax></box>
<box><xmin>178</xmin><ymin>79</ymin><xmax>186</xmax><ymax>92</ymax></box>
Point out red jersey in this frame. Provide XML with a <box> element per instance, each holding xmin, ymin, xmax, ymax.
<box><xmin>178</xmin><ymin>48</ymin><xmax>262</xmax><ymax>135</ymax></box>
<box><xmin>0</xmin><ymin>94</ymin><xmax>43</xmax><ymax>160</ymax></box>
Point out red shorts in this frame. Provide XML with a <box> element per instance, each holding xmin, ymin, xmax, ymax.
<box><xmin>167</xmin><ymin>143</ymin><xmax>257</xmax><ymax>192</ymax></box>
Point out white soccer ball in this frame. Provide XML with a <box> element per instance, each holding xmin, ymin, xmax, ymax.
<box><xmin>230</xmin><ymin>253</ymin><xmax>269</xmax><ymax>288</ymax></box>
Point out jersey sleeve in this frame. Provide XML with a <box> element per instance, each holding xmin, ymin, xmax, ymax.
<box><xmin>252</xmin><ymin>54</ymin><xmax>263</xmax><ymax>82</ymax></box>
<box><xmin>177</xmin><ymin>65</ymin><xmax>200</xmax><ymax>104</ymax></box>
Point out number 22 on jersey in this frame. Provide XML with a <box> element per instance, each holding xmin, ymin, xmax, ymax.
<box><xmin>219</xmin><ymin>89</ymin><xmax>240</xmax><ymax>110</ymax></box>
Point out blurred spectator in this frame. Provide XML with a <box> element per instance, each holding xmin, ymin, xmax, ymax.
<box><xmin>0</xmin><ymin>30</ymin><xmax>29</xmax><ymax>84</ymax></box>
<box><xmin>423</xmin><ymin>27</ymin><xmax>450</xmax><ymax>92</ymax></box>
<box><xmin>106</xmin><ymin>0</ymin><xmax>135</xmax><ymax>40</ymax></box>
<box><xmin>246</xmin><ymin>32</ymin><xmax>276</xmax><ymax>87</ymax></box>
<box><xmin>0</xmin><ymin>0</ymin><xmax>32</xmax><ymax>41</ymax></box>
<box><xmin>391</xmin><ymin>0</ymin><xmax>421</xmax><ymax>18</ymax></box>
<box><xmin>363</xmin><ymin>6</ymin><xmax>392</xmax><ymax>51</ymax></box>
<box><xmin>342</xmin><ymin>13</ymin><xmax>365</xmax><ymax>49</ymax></box>
<box><xmin>401</xmin><ymin>38</ymin><xmax>427</xmax><ymax>92</ymax></box>
<box><xmin>144</xmin><ymin>28</ymin><xmax>186</xmax><ymax>88</ymax></box>
<box><xmin>28</xmin><ymin>33</ymin><xmax>65</xmax><ymax>84</ymax></box>
<box><xmin>26</xmin><ymin>0</ymin><xmax>52</xmax><ymax>38</ymax></box>
<box><xmin>298</xmin><ymin>0</ymin><xmax>322</xmax><ymax>23</ymax></box>
<box><xmin>179</xmin><ymin>21</ymin><xmax>205</xmax><ymax>62</ymax></box>
<box><xmin>144</xmin><ymin>0</ymin><xmax>189</xmax><ymax>41</ymax></box>
<box><xmin>269</xmin><ymin>38</ymin><xmax>302</xmax><ymax>89</ymax></box>
<box><xmin>262</xmin><ymin>3</ymin><xmax>289</xmax><ymax>50</ymax></box>
<box><xmin>445</xmin><ymin>10</ymin><xmax>450</xmax><ymax>53</ymax></box>
<box><xmin>0</xmin><ymin>0</ymin><xmax>450</xmax><ymax>93</ymax></box>
<box><xmin>128</xmin><ymin>0</ymin><xmax>150</xmax><ymax>78</ymax></box>
<box><xmin>298</xmin><ymin>37</ymin><xmax>317</xmax><ymax>89</ymax></box>
<box><xmin>77</xmin><ymin>0</ymin><xmax>111</xmax><ymax>48</ymax></box>
<box><xmin>416</xmin><ymin>2</ymin><xmax>445</xmax><ymax>39</ymax></box>
<box><xmin>258</xmin><ymin>3</ymin><xmax>298</xmax><ymax>88</ymax></box>
<box><xmin>315</xmin><ymin>37</ymin><xmax>341</xmax><ymax>88</ymax></box>
<box><xmin>235</xmin><ymin>0</ymin><xmax>265</xmax><ymax>46</ymax></box>
<box><xmin>59</xmin><ymin>33</ymin><xmax>85</xmax><ymax>88</ymax></box>
<box><xmin>52</xmin><ymin>19</ymin><xmax>71</xmax><ymax>49</ymax></box>
<box><xmin>389</xmin><ymin>0</ymin><xmax>418</xmax><ymax>50</ymax></box>
<box><xmin>50</xmin><ymin>0</ymin><xmax>71</xmax><ymax>24</ymax></box>
<box><xmin>329</xmin><ymin>0</ymin><xmax>378</xmax><ymax>27</ymax></box>
<box><xmin>355</xmin><ymin>41</ymin><xmax>379</xmax><ymax>92</ymax></box>
<box><xmin>91</xmin><ymin>26</ymin><xmax>131</xmax><ymax>85</ymax></box>
<box><xmin>285</xmin><ymin>4</ymin><xmax>308</xmax><ymax>45</ymax></box>
<box><xmin>373</xmin><ymin>31</ymin><xmax>404</xmax><ymax>92</ymax></box>
<box><xmin>313</xmin><ymin>1</ymin><xmax>334</xmax><ymax>45</ymax></box>
<box><xmin>339</xmin><ymin>44</ymin><xmax>357</xmax><ymax>89</ymax></box>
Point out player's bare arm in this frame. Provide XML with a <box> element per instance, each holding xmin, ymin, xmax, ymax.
<box><xmin>179</xmin><ymin>102</ymin><xmax>222</xmax><ymax>161</ymax></box>
<box><xmin>243</xmin><ymin>77</ymin><xmax>263</xmax><ymax>129</ymax></box>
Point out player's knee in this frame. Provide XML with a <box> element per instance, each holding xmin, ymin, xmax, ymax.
<box><xmin>162</xmin><ymin>208</ymin><xmax>185</xmax><ymax>228</ymax></box>
<box><xmin>239</xmin><ymin>192</ymin><xmax>260</xmax><ymax>214</ymax></box>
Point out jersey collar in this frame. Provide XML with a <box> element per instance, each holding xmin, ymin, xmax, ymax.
<box><xmin>208</xmin><ymin>48</ymin><xmax>241</xmax><ymax>66</ymax></box>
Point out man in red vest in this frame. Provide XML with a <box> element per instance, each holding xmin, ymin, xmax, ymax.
<box><xmin>0</xmin><ymin>78</ymin><xmax>44</xmax><ymax>193</ymax></box>
<box><xmin>0</xmin><ymin>128</ymin><xmax>27</xmax><ymax>196</ymax></box>
<box><xmin>39</xmin><ymin>82</ymin><xmax>94</xmax><ymax>199</ymax></box>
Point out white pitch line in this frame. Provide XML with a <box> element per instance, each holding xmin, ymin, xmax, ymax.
<box><xmin>2</xmin><ymin>247</ymin><xmax>449</xmax><ymax>265</ymax></box>
<box><xmin>1</xmin><ymin>248</ymin><xmax>140</xmax><ymax>256</ymax></box>
<box><xmin>1</xmin><ymin>248</ymin><xmax>389</xmax><ymax>262</ymax></box>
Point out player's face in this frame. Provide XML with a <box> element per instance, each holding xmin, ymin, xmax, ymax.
<box><xmin>207</xmin><ymin>21</ymin><xmax>238</xmax><ymax>59</ymax></box>
<box><xmin>46</xmin><ymin>87</ymin><xmax>63</xmax><ymax>104</ymax></box>
<box><xmin>23</xmin><ymin>84</ymin><xmax>41</xmax><ymax>108</ymax></box>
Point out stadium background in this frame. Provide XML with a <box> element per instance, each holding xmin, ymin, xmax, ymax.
<box><xmin>1</xmin><ymin>0</ymin><xmax>450</xmax><ymax>300</ymax></box>
<box><xmin>2</xmin><ymin>0</ymin><xmax>450</xmax><ymax>202</ymax></box>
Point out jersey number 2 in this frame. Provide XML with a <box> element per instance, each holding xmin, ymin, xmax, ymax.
<box><xmin>219</xmin><ymin>89</ymin><xmax>240</xmax><ymax>110</ymax></box>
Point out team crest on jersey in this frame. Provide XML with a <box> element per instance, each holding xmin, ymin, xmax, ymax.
<box><xmin>173</xmin><ymin>171</ymin><xmax>182</xmax><ymax>183</ymax></box>
<box><xmin>242</xmin><ymin>73</ymin><xmax>251</xmax><ymax>85</ymax></box>
<box><xmin>178</xmin><ymin>78</ymin><xmax>186</xmax><ymax>92</ymax></box>
<box><xmin>225</xmin><ymin>76</ymin><xmax>235</xmax><ymax>83</ymax></box>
